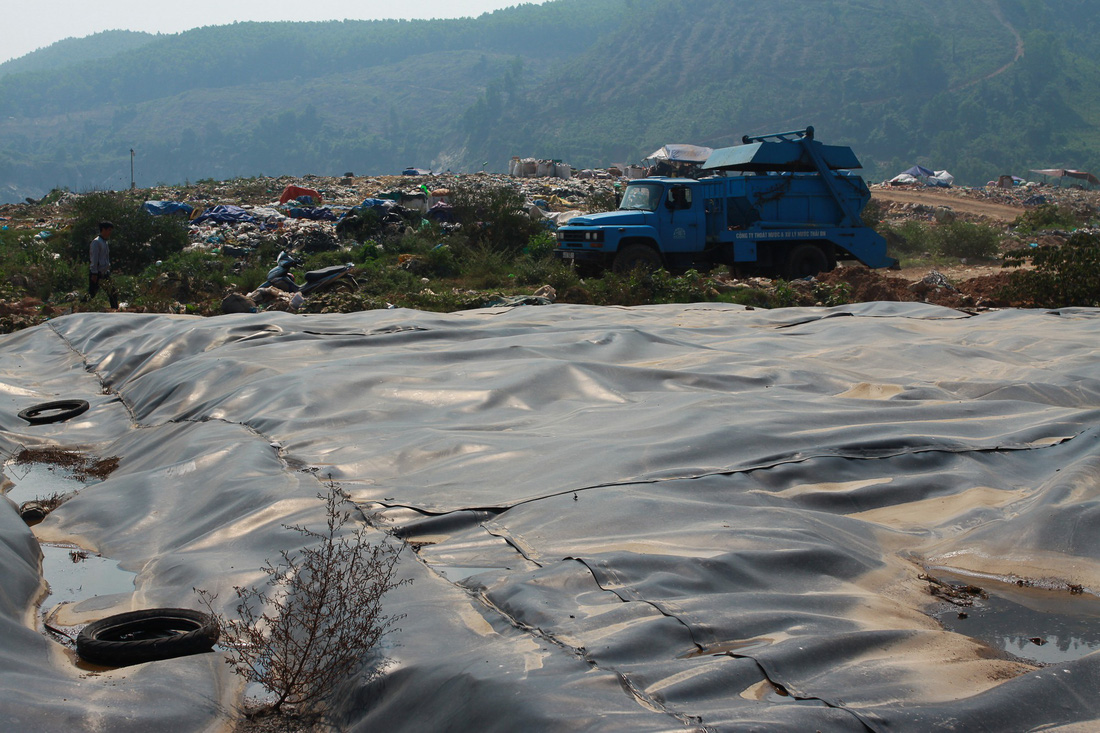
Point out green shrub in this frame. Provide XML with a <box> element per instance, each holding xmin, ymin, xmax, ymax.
<box><xmin>449</xmin><ymin>183</ymin><xmax>543</xmax><ymax>256</ymax></box>
<box><xmin>425</xmin><ymin>244</ymin><xmax>459</xmax><ymax>278</ymax></box>
<box><xmin>130</xmin><ymin>249</ymin><xmax>229</xmax><ymax>307</ymax></box>
<box><xmin>1003</xmin><ymin>231</ymin><xmax>1100</xmax><ymax>307</ymax></box>
<box><xmin>355</xmin><ymin>259</ymin><xmax>423</xmax><ymax>297</ymax></box>
<box><xmin>772</xmin><ymin>279</ymin><xmax>801</xmax><ymax>308</ymax></box>
<box><xmin>66</xmin><ymin>192</ymin><xmax>189</xmax><ymax>274</ymax></box>
<box><xmin>511</xmin><ymin>255</ymin><xmax>573</xmax><ymax>288</ymax></box>
<box><xmin>231</xmin><ymin>264</ymin><xmax>271</xmax><ymax>293</ymax></box>
<box><xmin>524</xmin><ymin>230</ymin><xmax>557</xmax><ymax>260</ymax></box>
<box><xmin>934</xmin><ymin>221</ymin><xmax>1002</xmax><ymax>260</ymax></box>
<box><xmin>0</xmin><ymin>230</ymin><xmax>85</xmax><ymax>301</ymax></box>
<box><xmin>301</xmin><ymin>250</ymin><xmax>352</xmax><ymax>270</ymax></box>
<box><xmin>575</xmin><ymin>269</ymin><xmax>718</xmax><ymax>307</ymax></box>
<box><xmin>1013</xmin><ymin>203</ymin><xmax>1079</xmax><ymax>233</ymax></box>
<box><xmin>881</xmin><ymin>221</ymin><xmax>934</xmax><ymax>258</ymax></box>
<box><xmin>881</xmin><ymin>220</ymin><xmax>1001</xmax><ymax>261</ymax></box>
<box><xmin>814</xmin><ymin>280</ymin><xmax>852</xmax><ymax>306</ymax></box>
<box><xmin>454</xmin><ymin>242</ymin><xmax>513</xmax><ymax>288</ymax></box>
<box><xmin>726</xmin><ymin>287</ymin><xmax>777</xmax><ymax>309</ymax></box>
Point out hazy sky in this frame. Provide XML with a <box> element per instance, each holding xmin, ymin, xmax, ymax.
<box><xmin>3</xmin><ymin>0</ymin><xmax>546</xmax><ymax>64</ymax></box>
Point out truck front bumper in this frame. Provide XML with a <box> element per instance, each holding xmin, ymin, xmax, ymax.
<box><xmin>554</xmin><ymin>248</ymin><xmax>610</xmax><ymax>266</ymax></box>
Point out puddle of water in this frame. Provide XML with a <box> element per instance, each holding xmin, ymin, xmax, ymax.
<box><xmin>40</xmin><ymin>543</ymin><xmax>136</xmax><ymax>613</ymax></box>
<box><xmin>432</xmin><ymin>566</ymin><xmax>505</xmax><ymax>582</ymax></box>
<box><xmin>3</xmin><ymin>461</ymin><xmax>85</xmax><ymax>506</ymax></box>
<box><xmin>933</xmin><ymin>572</ymin><xmax>1100</xmax><ymax>664</ymax></box>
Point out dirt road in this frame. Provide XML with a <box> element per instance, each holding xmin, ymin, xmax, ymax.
<box><xmin>872</xmin><ymin>188</ymin><xmax>1023</xmax><ymax>223</ymax></box>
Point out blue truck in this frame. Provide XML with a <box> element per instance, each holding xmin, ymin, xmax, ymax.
<box><xmin>553</xmin><ymin>127</ymin><xmax>896</xmax><ymax>278</ymax></box>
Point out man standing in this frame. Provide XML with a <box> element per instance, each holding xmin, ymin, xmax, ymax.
<box><xmin>88</xmin><ymin>221</ymin><xmax>119</xmax><ymax>309</ymax></box>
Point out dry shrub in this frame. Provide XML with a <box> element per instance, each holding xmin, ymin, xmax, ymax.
<box><xmin>197</xmin><ymin>483</ymin><xmax>408</xmax><ymax>722</ymax></box>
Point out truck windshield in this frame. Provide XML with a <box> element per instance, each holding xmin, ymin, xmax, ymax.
<box><xmin>619</xmin><ymin>183</ymin><xmax>663</xmax><ymax>211</ymax></box>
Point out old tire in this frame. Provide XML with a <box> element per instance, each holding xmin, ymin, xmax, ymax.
<box><xmin>77</xmin><ymin>608</ymin><xmax>219</xmax><ymax>667</ymax></box>
<box><xmin>18</xmin><ymin>399</ymin><xmax>89</xmax><ymax>425</ymax></box>
<box><xmin>612</xmin><ymin>244</ymin><xmax>662</xmax><ymax>274</ymax></box>
<box><xmin>19</xmin><ymin>501</ymin><xmax>49</xmax><ymax>525</ymax></box>
<box><xmin>784</xmin><ymin>244</ymin><xmax>830</xmax><ymax>279</ymax></box>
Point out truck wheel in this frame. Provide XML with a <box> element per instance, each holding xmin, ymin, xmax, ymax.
<box><xmin>784</xmin><ymin>245</ymin><xmax>830</xmax><ymax>279</ymax></box>
<box><xmin>613</xmin><ymin>245</ymin><xmax>662</xmax><ymax>274</ymax></box>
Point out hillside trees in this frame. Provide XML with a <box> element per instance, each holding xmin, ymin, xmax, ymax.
<box><xmin>3</xmin><ymin>0</ymin><xmax>1100</xmax><ymax>201</ymax></box>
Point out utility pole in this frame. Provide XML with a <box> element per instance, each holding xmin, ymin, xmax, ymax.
<box><xmin>130</xmin><ymin>148</ymin><xmax>135</xmax><ymax>190</ymax></box>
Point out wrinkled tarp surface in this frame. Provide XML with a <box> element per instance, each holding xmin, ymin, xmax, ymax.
<box><xmin>287</xmin><ymin>206</ymin><xmax>339</xmax><ymax>221</ymax></box>
<box><xmin>2</xmin><ymin>302</ymin><xmax>1100</xmax><ymax>731</ymax></box>
<box><xmin>646</xmin><ymin>144</ymin><xmax>715</xmax><ymax>164</ymax></box>
<box><xmin>142</xmin><ymin>201</ymin><xmax>194</xmax><ymax>217</ymax></box>
<box><xmin>191</xmin><ymin>205</ymin><xmax>256</xmax><ymax>225</ymax></box>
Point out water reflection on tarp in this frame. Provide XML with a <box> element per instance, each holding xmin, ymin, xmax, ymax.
<box><xmin>3</xmin><ymin>461</ymin><xmax>82</xmax><ymax>505</ymax></box>
<box><xmin>39</xmin><ymin>543</ymin><xmax>135</xmax><ymax>617</ymax></box>
<box><xmin>935</xmin><ymin>572</ymin><xmax>1100</xmax><ymax>665</ymax></box>
<box><xmin>4</xmin><ymin>304</ymin><xmax>1100</xmax><ymax>732</ymax></box>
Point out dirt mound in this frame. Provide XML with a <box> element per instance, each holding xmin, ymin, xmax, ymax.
<box><xmin>818</xmin><ymin>266</ymin><xmax>916</xmax><ymax>302</ymax></box>
<box><xmin>957</xmin><ymin>272</ymin><xmax>1016</xmax><ymax>308</ymax></box>
<box><xmin>818</xmin><ymin>266</ymin><xmax>1022</xmax><ymax>310</ymax></box>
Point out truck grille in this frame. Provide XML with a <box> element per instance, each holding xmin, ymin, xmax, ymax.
<box><xmin>557</xmin><ymin>230</ymin><xmax>603</xmax><ymax>243</ymax></box>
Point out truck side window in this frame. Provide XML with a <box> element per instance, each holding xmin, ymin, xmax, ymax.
<box><xmin>668</xmin><ymin>186</ymin><xmax>692</xmax><ymax>210</ymax></box>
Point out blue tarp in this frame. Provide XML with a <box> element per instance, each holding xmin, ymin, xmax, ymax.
<box><xmin>192</xmin><ymin>205</ymin><xmax>256</xmax><ymax>225</ymax></box>
<box><xmin>143</xmin><ymin>201</ymin><xmax>194</xmax><ymax>217</ymax></box>
<box><xmin>357</xmin><ymin>198</ymin><xmax>395</xmax><ymax>210</ymax></box>
<box><xmin>288</xmin><ymin>207</ymin><xmax>339</xmax><ymax>221</ymax></box>
<box><xmin>903</xmin><ymin>165</ymin><xmax>935</xmax><ymax>178</ymax></box>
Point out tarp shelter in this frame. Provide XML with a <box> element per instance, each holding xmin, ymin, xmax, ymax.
<box><xmin>1029</xmin><ymin>169</ymin><xmax>1100</xmax><ymax>186</ymax></box>
<box><xmin>888</xmin><ymin>173</ymin><xmax>920</xmax><ymax>185</ymax></box>
<box><xmin>927</xmin><ymin>170</ymin><xmax>955</xmax><ymax>187</ymax></box>
<box><xmin>644</xmin><ymin>144</ymin><xmax>714</xmax><ymax>164</ymax></box>
<box><xmin>902</xmin><ymin>165</ymin><xmax>935</xmax><ymax>178</ymax></box>
<box><xmin>278</xmin><ymin>185</ymin><xmax>322</xmax><ymax>205</ymax></box>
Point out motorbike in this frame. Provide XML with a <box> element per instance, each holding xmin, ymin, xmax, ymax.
<box><xmin>261</xmin><ymin>251</ymin><xmax>358</xmax><ymax>295</ymax></box>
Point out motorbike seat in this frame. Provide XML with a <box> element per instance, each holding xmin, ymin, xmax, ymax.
<box><xmin>303</xmin><ymin>265</ymin><xmax>349</xmax><ymax>282</ymax></box>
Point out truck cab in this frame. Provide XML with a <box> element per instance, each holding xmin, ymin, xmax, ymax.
<box><xmin>555</xmin><ymin>178</ymin><xmax>707</xmax><ymax>274</ymax></box>
<box><xmin>554</xmin><ymin>127</ymin><xmax>897</xmax><ymax>278</ymax></box>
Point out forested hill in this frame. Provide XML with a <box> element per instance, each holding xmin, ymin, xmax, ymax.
<box><xmin>0</xmin><ymin>30</ymin><xmax>157</xmax><ymax>79</ymax></box>
<box><xmin>2</xmin><ymin>0</ymin><xmax>1099</xmax><ymax>203</ymax></box>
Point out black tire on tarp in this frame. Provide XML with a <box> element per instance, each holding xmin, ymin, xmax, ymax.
<box><xmin>76</xmin><ymin>608</ymin><xmax>219</xmax><ymax>667</ymax></box>
<box><xmin>17</xmin><ymin>399</ymin><xmax>90</xmax><ymax>425</ymax></box>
